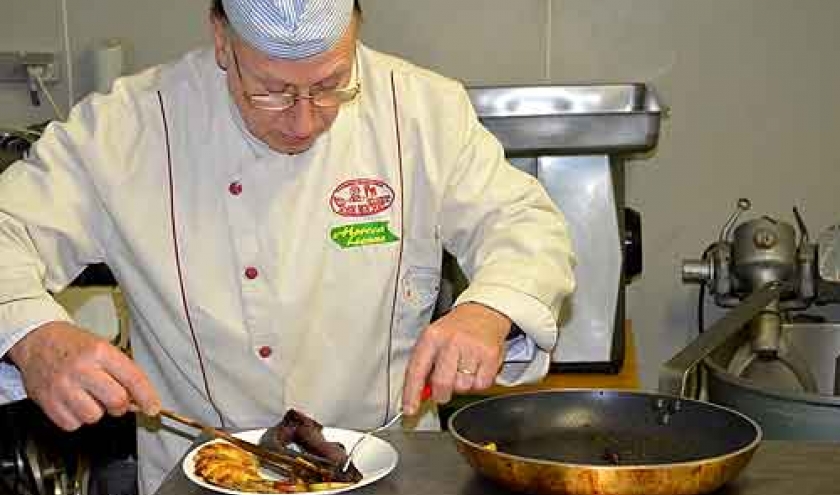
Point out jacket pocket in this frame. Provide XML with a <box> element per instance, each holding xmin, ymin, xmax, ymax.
<box><xmin>402</xmin><ymin>266</ymin><xmax>441</xmax><ymax>310</ymax></box>
<box><xmin>396</xmin><ymin>234</ymin><xmax>443</xmax><ymax>338</ymax></box>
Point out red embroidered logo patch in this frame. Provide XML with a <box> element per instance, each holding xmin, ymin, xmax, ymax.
<box><xmin>330</xmin><ymin>178</ymin><xmax>395</xmax><ymax>217</ymax></box>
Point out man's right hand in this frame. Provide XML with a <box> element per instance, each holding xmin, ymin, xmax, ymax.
<box><xmin>7</xmin><ymin>321</ymin><xmax>161</xmax><ymax>431</ymax></box>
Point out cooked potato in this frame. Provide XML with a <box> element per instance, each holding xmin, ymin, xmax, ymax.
<box><xmin>308</xmin><ymin>482</ymin><xmax>354</xmax><ymax>491</ymax></box>
<box><xmin>194</xmin><ymin>441</ymin><xmax>358</xmax><ymax>493</ymax></box>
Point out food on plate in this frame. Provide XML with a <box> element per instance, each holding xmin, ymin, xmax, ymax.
<box><xmin>481</xmin><ymin>442</ymin><xmax>498</xmax><ymax>452</ymax></box>
<box><xmin>260</xmin><ymin>409</ymin><xmax>363</xmax><ymax>482</ymax></box>
<box><xmin>194</xmin><ymin>442</ymin><xmax>305</xmax><ymax>493</ymax></box>
<box><xmin>308</xmin><ymin>482</ymin><xmax>354</xmax><ymax>491</ymax></box>
<box><xmin>193</xmin><ymin>409</ymin><xmax>364</xmax><ymax>493</ymax></box>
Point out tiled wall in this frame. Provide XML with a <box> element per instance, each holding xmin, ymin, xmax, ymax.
<box><xmin>2</xmin><ymin>0</ymin><xmax>839</xmax><ymax>388</ymax></box>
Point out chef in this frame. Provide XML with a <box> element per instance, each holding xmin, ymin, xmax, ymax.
<box><xmin>0</xmin><ymin>0</ymin><xmax>575</xmax><ymax>493</ymax></box>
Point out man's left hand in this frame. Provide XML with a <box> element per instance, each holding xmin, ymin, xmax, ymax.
<box><xmin>402</xmin><ymin>302</ymin><xmax>511</xmax><ymax>415</ymax></box>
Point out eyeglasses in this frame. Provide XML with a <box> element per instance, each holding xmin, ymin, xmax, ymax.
<box><xmin>229</xmin><ymin>44</ymin><xmax>360</xmax><ymax>112</ymax></box>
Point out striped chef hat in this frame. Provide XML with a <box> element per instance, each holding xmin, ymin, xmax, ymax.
<box><xmin>222</xmin><ymin>0</ymin><xmax>354</xmax><ymax>59</ymax></box>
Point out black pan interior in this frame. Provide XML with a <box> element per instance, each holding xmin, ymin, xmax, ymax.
<box><xmin>449</xmin><ymin>390</ymin><xmax>759</xmax><ymax>466</ymax></box>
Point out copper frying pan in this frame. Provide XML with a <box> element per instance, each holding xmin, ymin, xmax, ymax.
<box><xmin>448</xmin><ymin>389</ymin><xmax>760</xmax><ymax>495</ymax></box>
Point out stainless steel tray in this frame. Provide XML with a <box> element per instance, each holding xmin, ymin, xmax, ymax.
<box><xmin>467</xmin><ymin>84</ymin><xmax>664</xmax><ymax>156</ymax></box>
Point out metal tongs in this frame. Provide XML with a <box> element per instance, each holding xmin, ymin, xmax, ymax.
<box><xmin>158</xmin><ymin>409</ymin><xmax>341</xmax><ymax>482</ymax></box>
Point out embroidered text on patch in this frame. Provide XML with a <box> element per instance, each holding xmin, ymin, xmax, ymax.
<box><xmin>330</xmin><ymin>178</ymin><xmax>395</xmax><ymax>217</ymax></box>
<box><xmin>331</xmin><ymin>221</ymin><xmax>399</xmax><ymax>248</ymax></box>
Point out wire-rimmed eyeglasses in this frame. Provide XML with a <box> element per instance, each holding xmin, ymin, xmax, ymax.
<box><xmin>229</xmin><ymin>44</ymin><xmax>360</xmax><ymax>112</ymax></box>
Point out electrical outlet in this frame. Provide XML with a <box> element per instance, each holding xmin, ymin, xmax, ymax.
<box><xmin>0</xmin><ymin>51</ymin><xmax>60</xmax><ymax>84</ymax></box>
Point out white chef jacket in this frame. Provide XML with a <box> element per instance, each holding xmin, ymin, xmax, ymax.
<box><xmin>0</xmin><ymin>44</ymin><xmax>575</xmax><ymax>494</ymax></box>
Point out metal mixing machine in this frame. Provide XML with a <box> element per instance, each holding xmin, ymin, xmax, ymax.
<box><xmin>660</xmin><ymin>198</ymin><xmax>840</xmax><ymax>439</ymax></box>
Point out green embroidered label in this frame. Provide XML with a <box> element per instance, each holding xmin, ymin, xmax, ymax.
<box><xmin>331</xmin><ymin>221</ymin><xmax>399</xmax><ymax>249</ymax></box>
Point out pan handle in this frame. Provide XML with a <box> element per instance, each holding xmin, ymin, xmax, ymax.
<box><xmin>658</xmin><ymin>281</ymin><xmax>785</xmax><ymax>396</ymax></box>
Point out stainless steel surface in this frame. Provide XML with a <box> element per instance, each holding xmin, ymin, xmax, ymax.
<box><xmin>725</xmin><ymin>314</ymin><xmax>819</xmax><ymax>394</ymax></box>
<box><xmin>705</xmin><ymin>369</ymin><xmax>840</xmax><ymax>441</ymax></box>
<box><xmin>678</xmin><ymin>201</ymin><xmax>840</xmax><ymax>438</ymax></box>
<box><xmin>658</xmin><ymin>282</ymin><xmax>784</xmax><ymax>396</ymax></box>
<box><xmin>460</xmin><ymin>84</ymin><xmax>664</xmax><ymax>368</ymax></box>
<box><xmin>154</xmin><ymin>432</ymin><xmax>840</xmax><ymax>495</ymax></box>
<box><xmin>703</xmin><ymin>322</ymin><xmax>840</xmax><ymax>440</ymax></box>
<box><xmin>538</xmin><ymin>156</ymin><xmax>621</xmax><ymax>363</ymax></box>
<box><xmin>467</xmin><ymin>84</ymin><xmax>663</xmax><ymax>155</ymax></box>
<box><xmin>682</xmin><ymin>258</ymin><xmax>713</xmax><ymax>284</ymax></box>
<box><xmin>681</xmin><ymin>200</ymin><xmax>820</xmax><ymax>310</ymax></box>
<box><xmin>742</xmin><ymin>299</ymin><xmax>783</xmax><ymax>358</ymax></box>
<box><xmin>733</xmin><ymin>219</ymin><xmax>797</xmax><ymax>292</ymax></box>
<box><xmin>777</xmin><ymin>324</ymin><xmax>840</xmax><ymax>394</ymax></box>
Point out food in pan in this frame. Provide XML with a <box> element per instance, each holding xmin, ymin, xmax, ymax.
<box><xmin>193</xmin><ymin>409</ymin><xmax>362</xmax><ymax>493</ymax></box>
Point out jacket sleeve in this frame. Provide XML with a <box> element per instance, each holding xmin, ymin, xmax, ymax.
<box><xmin>438</xmin><ymin>86</ymin><xmax>576</xmax><ymax>385</ymax></box>
<box><xmin>0</xmin><ymin>96</ymin><xmax>118</xmax><ymax>401</ymax></box>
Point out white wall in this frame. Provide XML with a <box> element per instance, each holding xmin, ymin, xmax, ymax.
<box><xmin>2</xmin><ymin>0</ymin><xmax>839</xmax><ymax>389</ymax></box>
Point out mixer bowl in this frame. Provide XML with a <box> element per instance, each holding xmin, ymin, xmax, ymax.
<box><xmin>704</xmin><ymin>322</ymin><xmax>840</xmax><ymax>440</ymax></box>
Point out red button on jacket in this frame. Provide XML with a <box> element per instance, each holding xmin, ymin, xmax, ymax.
<box><xmin>244</xmin><ymin>267</ymin><xmax>259</xmax><ymax>279</ymax></box>
<box><xmin>258</xmin><ymin>346</ymin><xmax>272</xmax><ymax>358</ymax></box>
<box><xmin>228</xmin><ymin>182</ymin><xmax>243</xmax><ymax>195</ymax></box>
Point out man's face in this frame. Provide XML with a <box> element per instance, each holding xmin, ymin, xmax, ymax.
<box><xmin>212</xmin><ymin>16</ymin><xmax>359</xmax><ymax>155</ymax></box>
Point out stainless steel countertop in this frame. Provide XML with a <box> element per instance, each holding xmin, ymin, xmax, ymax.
<box><xmin>155</xmin><ymin>432</ymin><xmax>840</xmax><ymax>495</ymax></box>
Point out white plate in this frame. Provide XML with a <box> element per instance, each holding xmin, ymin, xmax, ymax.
<box><xmin>183</xmin><ymin>427</ymin><xmax>398</xmax><ymax>495</ymax></box>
